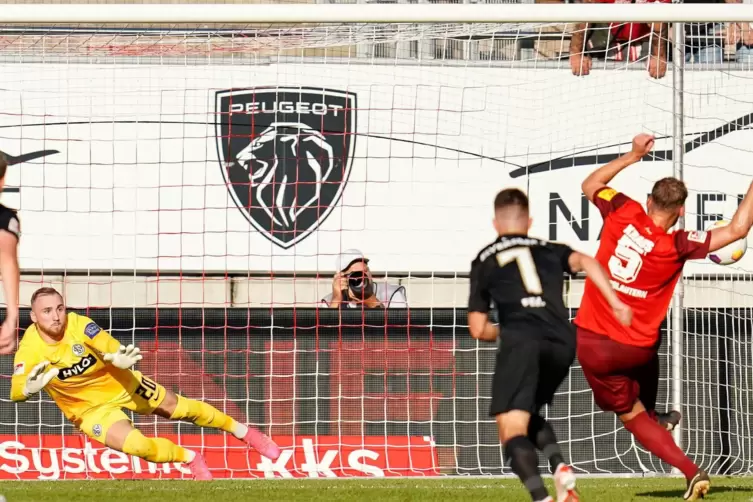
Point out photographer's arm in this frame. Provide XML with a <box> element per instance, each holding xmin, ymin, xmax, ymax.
<box><xmin>329</xmin><ymin>272</ymin><xmax>347</xmax><ymax>308</ymax></box>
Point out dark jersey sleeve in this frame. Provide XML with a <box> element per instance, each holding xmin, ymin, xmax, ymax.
<box><xmin>0</xmin><ymin>206</ymin><xmax>20</xmax><ymax>241</ymax></box>
<box><xmin>549</xmin><ymin>242</ymin><xmax>576</xmax><ymax>276</ymax></box>
<box><xmin>592</xmin><ymin>186</ymin><xmax>631</xmax><ymax>219</ymax></box>
<box><xmin>674</xmin><ymin>229</ymin><xmax>711</xmax><ymax>261</ymax></box>
<box><xmin>468</xmin><ymin>257</ymin><xmax>491</xmax><ymax>314</ymax></box>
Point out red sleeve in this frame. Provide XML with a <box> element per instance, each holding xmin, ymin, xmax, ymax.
<box><xmin>674</xmin><ymin>230</ymin><xmax>711</xmax><ymax>261</ymax></box>
<box><xmin>592</xmin><ymin>186</ymin><xmax>631</xmax><ymax>219</ymax></box>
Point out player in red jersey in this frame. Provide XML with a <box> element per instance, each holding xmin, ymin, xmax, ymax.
<box><xmin>575</xmin><ymin>133</ymin><xmax>753</xmax><ymax>501</ymax></box>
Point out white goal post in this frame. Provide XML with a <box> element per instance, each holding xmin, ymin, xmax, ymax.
<box><xmin>0</xmin><ymin>1</ymin><xmax>752</xmax><ymax>480</ymax></box>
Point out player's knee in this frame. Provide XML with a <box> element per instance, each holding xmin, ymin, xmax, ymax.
<box><xmin>153</xmin><ymin>390</ymin><xmax>178</xmax><ymax>419</ymax></box>
<box><xmin>496</xmin><ymin>410</ymin><xmax>530</xmax><ymax>442</ymax></box>
<box><xmin>527</xmin><ymin>414</ymin><xmax>555</xmax><ymax>442</ymax></box>
<box><xmin>618</xmin><ymin>400</ymin><xmax>646</xmax><ymax>423</ymax></box>
<box><xmin>121</xmin><ymin>429</ymin><xmax>156</xmax><ymax>459</ymax></box>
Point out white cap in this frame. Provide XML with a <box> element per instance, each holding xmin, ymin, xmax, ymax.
<box><xmin>335</xmin><ymin>249</ymin><xmax>369</xmax><ymax>272</ymax></box>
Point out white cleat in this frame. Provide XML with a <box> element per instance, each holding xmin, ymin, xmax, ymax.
<box><xmin>554</xmin><ymin>463</ymin><xmax>579</xmax><ymax>502</ymax></box>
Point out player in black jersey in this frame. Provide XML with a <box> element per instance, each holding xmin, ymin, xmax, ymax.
<box><xmin>0</xmin><ymin>153</ymin><xmax>20</xmax><ymax>354</ymax></box>
<box><xmin>468</xmin><ymin>188</ymin><xmax>632</xmax><ymax>502</ymax></box>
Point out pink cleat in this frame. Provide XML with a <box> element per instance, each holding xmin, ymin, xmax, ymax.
<box><xmin>187</xmin><ymin>453</ymin><xmax>213</xmax><ymax>481</ymax></box>
<box><xmin>554</xmin><ymin>464</ymin><xmax>579</xmax><ymax>502</ymax></box>
<box><xmin>243</xmin><ymin>427</ymin><xmax>281</xmax><ymax>461</ymax></box>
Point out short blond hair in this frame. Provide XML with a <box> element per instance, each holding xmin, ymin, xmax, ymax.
<box><xmin>650</xmin><ymin>177</ymin><xmax>688</xmax><ymax>211</ymax></box>
<box><xmin>31</xmin><ymin>287</ymin><xmax>62</xmax><ymax>307</ymax></box>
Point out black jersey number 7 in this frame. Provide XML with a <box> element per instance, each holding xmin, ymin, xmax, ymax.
<box><xmin>496</xmin><ymin>248</ymin><xmax>544</xmax><ymax>295</ymax></box>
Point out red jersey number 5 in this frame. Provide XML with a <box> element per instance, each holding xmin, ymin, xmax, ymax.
<box><xmin>608</xmin><ymin>234</ymin><xmax>644</xmax><ymax>283</ymax></box>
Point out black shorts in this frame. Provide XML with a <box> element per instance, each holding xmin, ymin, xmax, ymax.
<box><xmin>489</xmin><ymin>335</ymin><xmax>575</xmax><ymax>417</ymax></box>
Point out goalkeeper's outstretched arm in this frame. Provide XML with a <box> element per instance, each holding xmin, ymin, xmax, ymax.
<box><xmin>10</xmin><ymin>348</ymin><xmax>57</xmax><ymax>402</ymax></box>
<box><xmin>80</xmin><ymin>317</ymin><xmax>141</xmax><ymax>369</ymax></box>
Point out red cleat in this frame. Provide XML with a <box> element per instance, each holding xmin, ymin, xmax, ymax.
<box><xmin>187</xmin><ymin>453</ymin><xmax>213</xmax><ymax>481</ymax></box>
<box><xmin>243</xmin><ymin>427</ymin><xmax>281</xmax><ymax>461</ymax></box>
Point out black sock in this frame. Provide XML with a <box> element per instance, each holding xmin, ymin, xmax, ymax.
<box><xmin>528</xmin><ymin>414</ymin><xmax>565</xmax><ymax>473</ymax></box>
<box><xmin>505</xmin><ymin>435</ymin><xmax>549</xmax><ymax>501</ymax></box>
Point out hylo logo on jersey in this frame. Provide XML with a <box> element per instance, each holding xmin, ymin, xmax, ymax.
<box><xmin>58</xmin><ymin>354</ymin><xmax>96</xmax><ymax>381</ymax></box>
<box><xmin>84</xmin><ymin>322</ymin><xmax>101</xmax><ymax>339</ymax></box>
<box><xmin>72</xmin><ymin>344</ymin><xmax>85</xmax><ymax>357</ymax></box>
<box><xmin>215</xmin><ymin>87</ymin><xmax>357</xmax><ymax>249</ymax></box>
<box><xmin>13</xmin><ymin>362</ymin><xmax>24</xmax><ymax>376</ymax></box>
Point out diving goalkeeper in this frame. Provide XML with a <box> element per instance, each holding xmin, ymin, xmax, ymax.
<box><xmin>11</xmin><ymin>287</ymin><xmax>281</xmax><ymax>480</ymax></box>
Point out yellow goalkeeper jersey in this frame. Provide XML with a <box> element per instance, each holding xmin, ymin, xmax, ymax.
<box><xmin>10</xmin><ymin>312</ymin><xmax>141</xmax><ymax>424</ymax></box>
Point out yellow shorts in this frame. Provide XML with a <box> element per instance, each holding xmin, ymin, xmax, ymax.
<box><xmin>78</xmin><ymin>371</ymin><xmax>167</xmax><ymax>442</ymax></box>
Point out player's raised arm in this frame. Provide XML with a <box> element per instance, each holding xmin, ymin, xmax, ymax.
<box><xmin>467</xmin><ymin>258</ymin><xmax>499</xmax><ymax>342</ymax></box>
<box><xmin>0</xmin><ymin>153</ymin><xmax>20</xmax><ymax>355</ymax></box>
<box><xmin>581</xmin><ymin>134</ymin><xmax>655</xmax><ymax>203</ymax></box>
<box><xmin>707</xmin><ymin>181</ymin><xmax>753</xmax><ymax>254</ymax></box>
<box><xmin>568</xmin><ymin>251</ymin><xmax>633</xmax><ymax>327</ymax></box>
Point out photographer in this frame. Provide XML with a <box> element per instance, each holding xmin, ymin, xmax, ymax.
<box><xmin>321</xmin><ymin>249</ymin><xmax>407</xmax><ymax>309</ymax></box>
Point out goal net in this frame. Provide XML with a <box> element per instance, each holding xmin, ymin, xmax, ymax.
<box><xmin>1</xmin><ymin>2</ymin><xmax>752</xmax><ymax>480</ymax></box>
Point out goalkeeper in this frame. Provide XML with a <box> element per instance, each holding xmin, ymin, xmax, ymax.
<box><xmin>11</xmin><ymin>287</ymin><xmax>281</xmax><ymax>480</ymax></box>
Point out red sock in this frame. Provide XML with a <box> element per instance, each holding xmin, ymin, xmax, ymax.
<box><xmin>624</xmin><ymin>411</ymin><xmax>698</xmax><ymax>480</ymax></box>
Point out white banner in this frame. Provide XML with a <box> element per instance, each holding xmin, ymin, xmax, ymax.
<box><xmin>1</xmin><ymin>63</ymin><xmax>751</xmax><ymax>274</ymax></box>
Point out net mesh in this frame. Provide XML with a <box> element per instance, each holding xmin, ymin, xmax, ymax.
<box><xmin>0</xmin><ymin>4</ymin><xmax>752</xmax><ymax>479</ymax></box>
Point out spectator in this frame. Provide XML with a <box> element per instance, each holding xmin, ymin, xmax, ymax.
<box><xmin>321</xmin><ymin>249</ymin><xmax>407</xmax><ymax>309</ymax></box>
<box><xmin>569</xmin><ymin>0</ymin><xmax>669</xmax><ymax>79</ymax></box>
<box><xmin>732</xmin><ymin>0</ymin><xmax>753</xmax><ymax>63</ymax></box>
<box><xmin>683</xmin><ymin>0</ymin><xmax>729</xmax><ymax>64</ymax></box>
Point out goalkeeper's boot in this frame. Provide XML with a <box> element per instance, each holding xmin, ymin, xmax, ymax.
<box><xmin>553</xmin><ymin>463</ymin><xmax>579</xmax><ymax>502</ymax></box>
<box><xmin>683</xmin><ymin>469</ymin><xmax>710</xmax><ymax>500</ymax></box>
<box><xmin>243</xmin><ymin>427</ymin><xmax>281</xmax><ymax>461</ymax></box>
<box><xmin>188</xmin><ymin>453</ymin><xmax>213</xmax><ymax>481</ymax></box>
<box><xmin>656</xmin><ymin>410</ymin><xmax>682</xmax><ymax>432</ymax></box>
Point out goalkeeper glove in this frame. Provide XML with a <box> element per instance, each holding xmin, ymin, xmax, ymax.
<box><xmin>103</xmin><ymin>344</ymin><xmax>142</xmax><ymax>369</ymax></box>
<box><xmin>23</xmin><ymin>361</ymin><xmax>59</xmax><ymax>398</ymax></box>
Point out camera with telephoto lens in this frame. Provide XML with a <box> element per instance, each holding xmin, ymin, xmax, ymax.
<box><xmin>342</xmin><ymin>271</ymin><xmax>375</xmax><ymax>301</ymax></box>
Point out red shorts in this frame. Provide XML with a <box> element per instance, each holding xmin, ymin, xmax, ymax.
<box><xmin>576</xmin><ymin>327</ymin><xmax>659</xmax><ymax>415</ymax></box>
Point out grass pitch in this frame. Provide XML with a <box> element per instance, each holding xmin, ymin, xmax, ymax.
<box><xmin>1</xmin><ymin>477</ymin><xmax>752</xmax><ymax>502</ymax></box>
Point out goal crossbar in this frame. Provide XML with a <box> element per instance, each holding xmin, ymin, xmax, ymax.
<box><xmin>2</xmin><ymin>3</ymin><xmax>753</xmax><ymax>24</ymax></box>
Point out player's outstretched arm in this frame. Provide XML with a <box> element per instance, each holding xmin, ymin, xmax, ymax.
<box><xmin>11</xmin><ymin>361</ymin><xmax>58</xmax><ymax>402</ymax></box>
<box><xmin>0</xmin><ymin>229</ymin><xmax>20</xmax><ymax>355</ymax></box>
<box><xmin>103</xmin><ymin>344</ymin><xmax>143</xmax><ymax>369</ymax></box>
<box><xmin>78</xmin><ymin>317</ymin><xmax>143</xmax><ymax>369</ymax></box>
<box><xmin>568</xmin><ymin>252</ymin><xmax>633</xmax><ymax>327</ymax></box>
<box><xmin>581</xmin><ymin>134</ymin><xmax>655</xmax><ymax>203</ymax></box>
<box><xmin>708</xmin><ymin>181</ymin><xmax>753</xmax><ymax>253</ymax></box>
